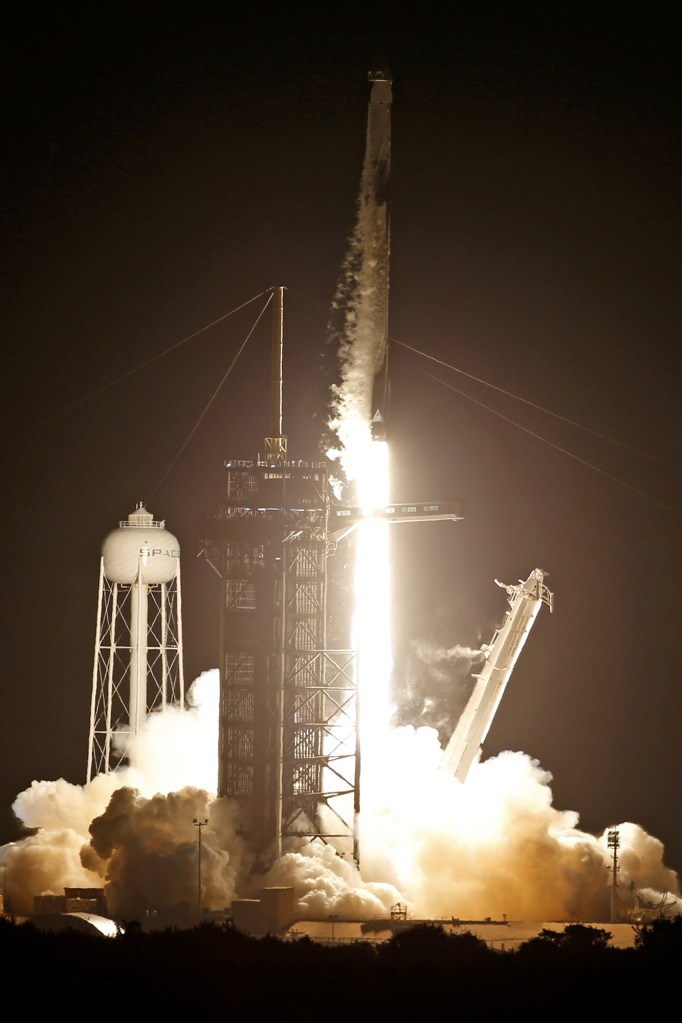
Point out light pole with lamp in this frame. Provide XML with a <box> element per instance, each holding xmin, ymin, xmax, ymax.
<box><xmin>607</xmin><ymin>828</ymin><xmax>620</xmax><ymax>922</ymax></box>
<box><xmin>193</xmin><ymin>817</ymin><xmax>209</xmax><ymax>923</ymax></box>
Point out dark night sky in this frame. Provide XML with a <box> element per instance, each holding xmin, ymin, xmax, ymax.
<box><xmin>2</xmin><ymin>7</ymin><xmax>681</xmax><ymax>878</ymax></box>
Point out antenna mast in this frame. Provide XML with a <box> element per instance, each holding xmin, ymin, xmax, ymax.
<box><xmin>265</xmin><ymin>286</ymin><xmax>287</xmax><ymax>461</ymax></box>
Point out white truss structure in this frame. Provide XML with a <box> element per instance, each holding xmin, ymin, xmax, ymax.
<box><xmin>87</xmin><ymin>557</ymin><xmax>185</xmax><ymax>780</ymax></box>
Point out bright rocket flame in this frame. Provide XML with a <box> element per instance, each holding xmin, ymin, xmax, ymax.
<box><xmin>354</xmin><ymin>438</ymin><xmax>393</xmax><ymax>807</ymax></box>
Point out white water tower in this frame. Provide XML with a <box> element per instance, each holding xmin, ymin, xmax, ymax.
<box><xmin>87</xmin><ymin>503</ymin><xmax>185</xmax><ymax>779</ymax></box>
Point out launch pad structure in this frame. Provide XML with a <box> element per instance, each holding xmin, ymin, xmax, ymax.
<box><xmin>198</xmin><ymin>286</ymin><xmax>461</xmax><ymax>867</ymax></box>
<box><xmin>197</xmin><ymin>71</ymin><xmax>463</xmax><ymax>869</ymax></box>
<box><xmin>198</xmin><ymin>286</ymin><xmax>357</xmax><ymax>862</ymax></box>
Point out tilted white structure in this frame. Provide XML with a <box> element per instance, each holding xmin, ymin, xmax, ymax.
<box><xmin>440</xmin><ymin>568</ymin><xmax>553</xmax><ymax>783</ymax></box>
<box><xmin>87</xmin><ymin>503</ymin><xmax>185</xmax><ymax>780</ymax></box>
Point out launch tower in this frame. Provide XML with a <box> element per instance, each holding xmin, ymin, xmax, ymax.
<box><xmin>87</xmin><ymin>503</ymin><xmax>185</xmax><ymax>780</ymax></box>
<box><xmin>199</xmin><ymin>288</ymin><xmax>358</xmax><ymax>864</ymax></box>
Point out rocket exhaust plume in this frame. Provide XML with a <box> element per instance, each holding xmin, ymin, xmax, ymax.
<box><xmin>326</xmin><ymin>71</ymin><xmax>394</xmax><ymax>845</ymax></box>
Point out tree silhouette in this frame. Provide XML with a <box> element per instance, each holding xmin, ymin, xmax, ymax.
<box><xmin>633</xmin><ymin>915</ymin><xmax>682</xmax><ymax>962</ymax></box>
<box><xmin>516</xmin><ymin>923</ymin><xmax>613</xmax><ymax>963</ymax></box>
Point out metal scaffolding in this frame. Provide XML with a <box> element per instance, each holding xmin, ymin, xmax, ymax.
<box><xmin>200</xmin><ymin>455</ymin><xmax>357</xmax><ymax>864</ymax></box>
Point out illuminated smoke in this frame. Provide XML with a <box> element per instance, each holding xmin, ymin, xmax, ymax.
<box><xmin>396</xmin><ymin>641</ymin><xmax>486</xmax><ymax>739</ymax></box>
<box><xmin>357</xmin><ymin>732</ymin><xmax>681</xmax><ymax>920</ymax></box>
<box><xmin>83</xmin><ymin>785</ymin><xmax>248</xmax><ymax>922</ymax></box>
<box><xmin>262</xmin><ymin>839</ymin><xmax>402</xmax><ymax>919</ymax></box>
<box><xmin>1</xmin><ymin>661</ymin><xmax>681</xmax><ymax>922</ymax></box>
<box><xmin>124</xmin><ymin>668</ymin><xmax>219</xmax><ymax>795</ymax></box>
<box><xmin>0</xmin><ymin>669</ymin><xmax>408</xmax><ymax>923</ymax></box>
<box><xmin>1</xmin><ymin>672</ymin><xmax>223</xmax><ymax>919</ymax></box>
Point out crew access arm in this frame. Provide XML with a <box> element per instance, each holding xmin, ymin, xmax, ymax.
<box><xmin>440</xmin><ymin>568</ymin><xmax>553</xmax><ymax>783</ymax></box>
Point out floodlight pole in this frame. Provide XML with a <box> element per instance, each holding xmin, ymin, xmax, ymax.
<box><xmin>193</xmin><ymin>817</ymin><xmax>209</xmax><ymax>923</ymax></box>
<box><xmin>607</xmin><ymin>828</ymin><xmax>620</xmax><ymax>922</ymax></box>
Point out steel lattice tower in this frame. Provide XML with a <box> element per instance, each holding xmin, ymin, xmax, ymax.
<box><xmin>87</xmin><ymin>503</ymin><xmax>185</xmax><ymax>780</ymax></box>
<box><xmin>199</xmin><ymin>288</ymin><xmax>357</xmax><ymax>865</ymax></box>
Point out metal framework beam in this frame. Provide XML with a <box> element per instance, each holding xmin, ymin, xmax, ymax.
<box><xmin>87</xmin><ymin>562</ymin><xmax>184</xmax><ymax>780</ymax></box>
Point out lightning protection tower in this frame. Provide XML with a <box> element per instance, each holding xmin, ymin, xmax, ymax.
<box><xmin>87</xmin><ymin>503</ymin><xmax>185</xmax><ymax>780</ymax></box>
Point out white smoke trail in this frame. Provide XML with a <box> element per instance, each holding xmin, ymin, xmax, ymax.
<box><xmin>395</xmin><ymin>640</ymin><xmax>486</xmax><ymax>742</ymax></box>
<box><xmin>327</xmin><ymin>138</ymin><xmax>389</xmax><ymax>486</ymax></box>
<box><xmin>412</xmin><ymin>641</ymin><xmax>486</xmax><ymax>668</ymax></box>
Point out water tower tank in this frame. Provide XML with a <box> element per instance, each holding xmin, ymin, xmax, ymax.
<box><xmin>102</xmin><ymin>503</ymin><xmax>179</xmax><ymax>584</ymax></box>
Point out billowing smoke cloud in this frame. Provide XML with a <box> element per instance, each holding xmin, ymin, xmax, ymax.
<box><xmin>356</xmin><ymin>728</ymin><xmax>681</xmax><ymax>921</ymax></box>
<box><xmin>124</xmin><ymin>668</ymin><xmax>220</xmax><ymax>795</ymax></box>
<box><xmin>83</xmin><ymin>785</ymin><xmax>249</xmax><ymax>922</ymax></box>
<box><xmin>394</xmin><ymin>641</ymin><xmax>486</xmax><ymax>741</ymax></box>
<box><xmin>1</xmin><ymin>671</ymin><xmax>223</xmax><ymax>919</ymax></box>
<box><xmin>2</xmin><ymin>668</ymin><xmax>680</xmax><ymax>924</ymax></box>
<box><xmin>263</xmin><ymin>839</ymin><xmax>403</xmax><ymax>919</ymax></box>
<box><xmin>0</xmin><ymin>669</ymin><xmax>415</xmax><ymax>925</ymax></box>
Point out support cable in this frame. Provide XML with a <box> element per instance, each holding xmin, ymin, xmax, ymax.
<box><xmin>422</xmin><ymin>369</ymin><xmax>678</xmax><ymax>515</ymax></box>
<box><xmin>150</xmin><ymin>291</ymin><xmax>274</xmax><ymax>500</ymax></box>
<box><xmin>394</xmin><ymin>337</ymin><xmax>676</xmax><ymax>471</ymax></box>
<box><xmin>6</xmin><ymin>288</ymin><xmax>275</xmax><ymax>445</ymax></box>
